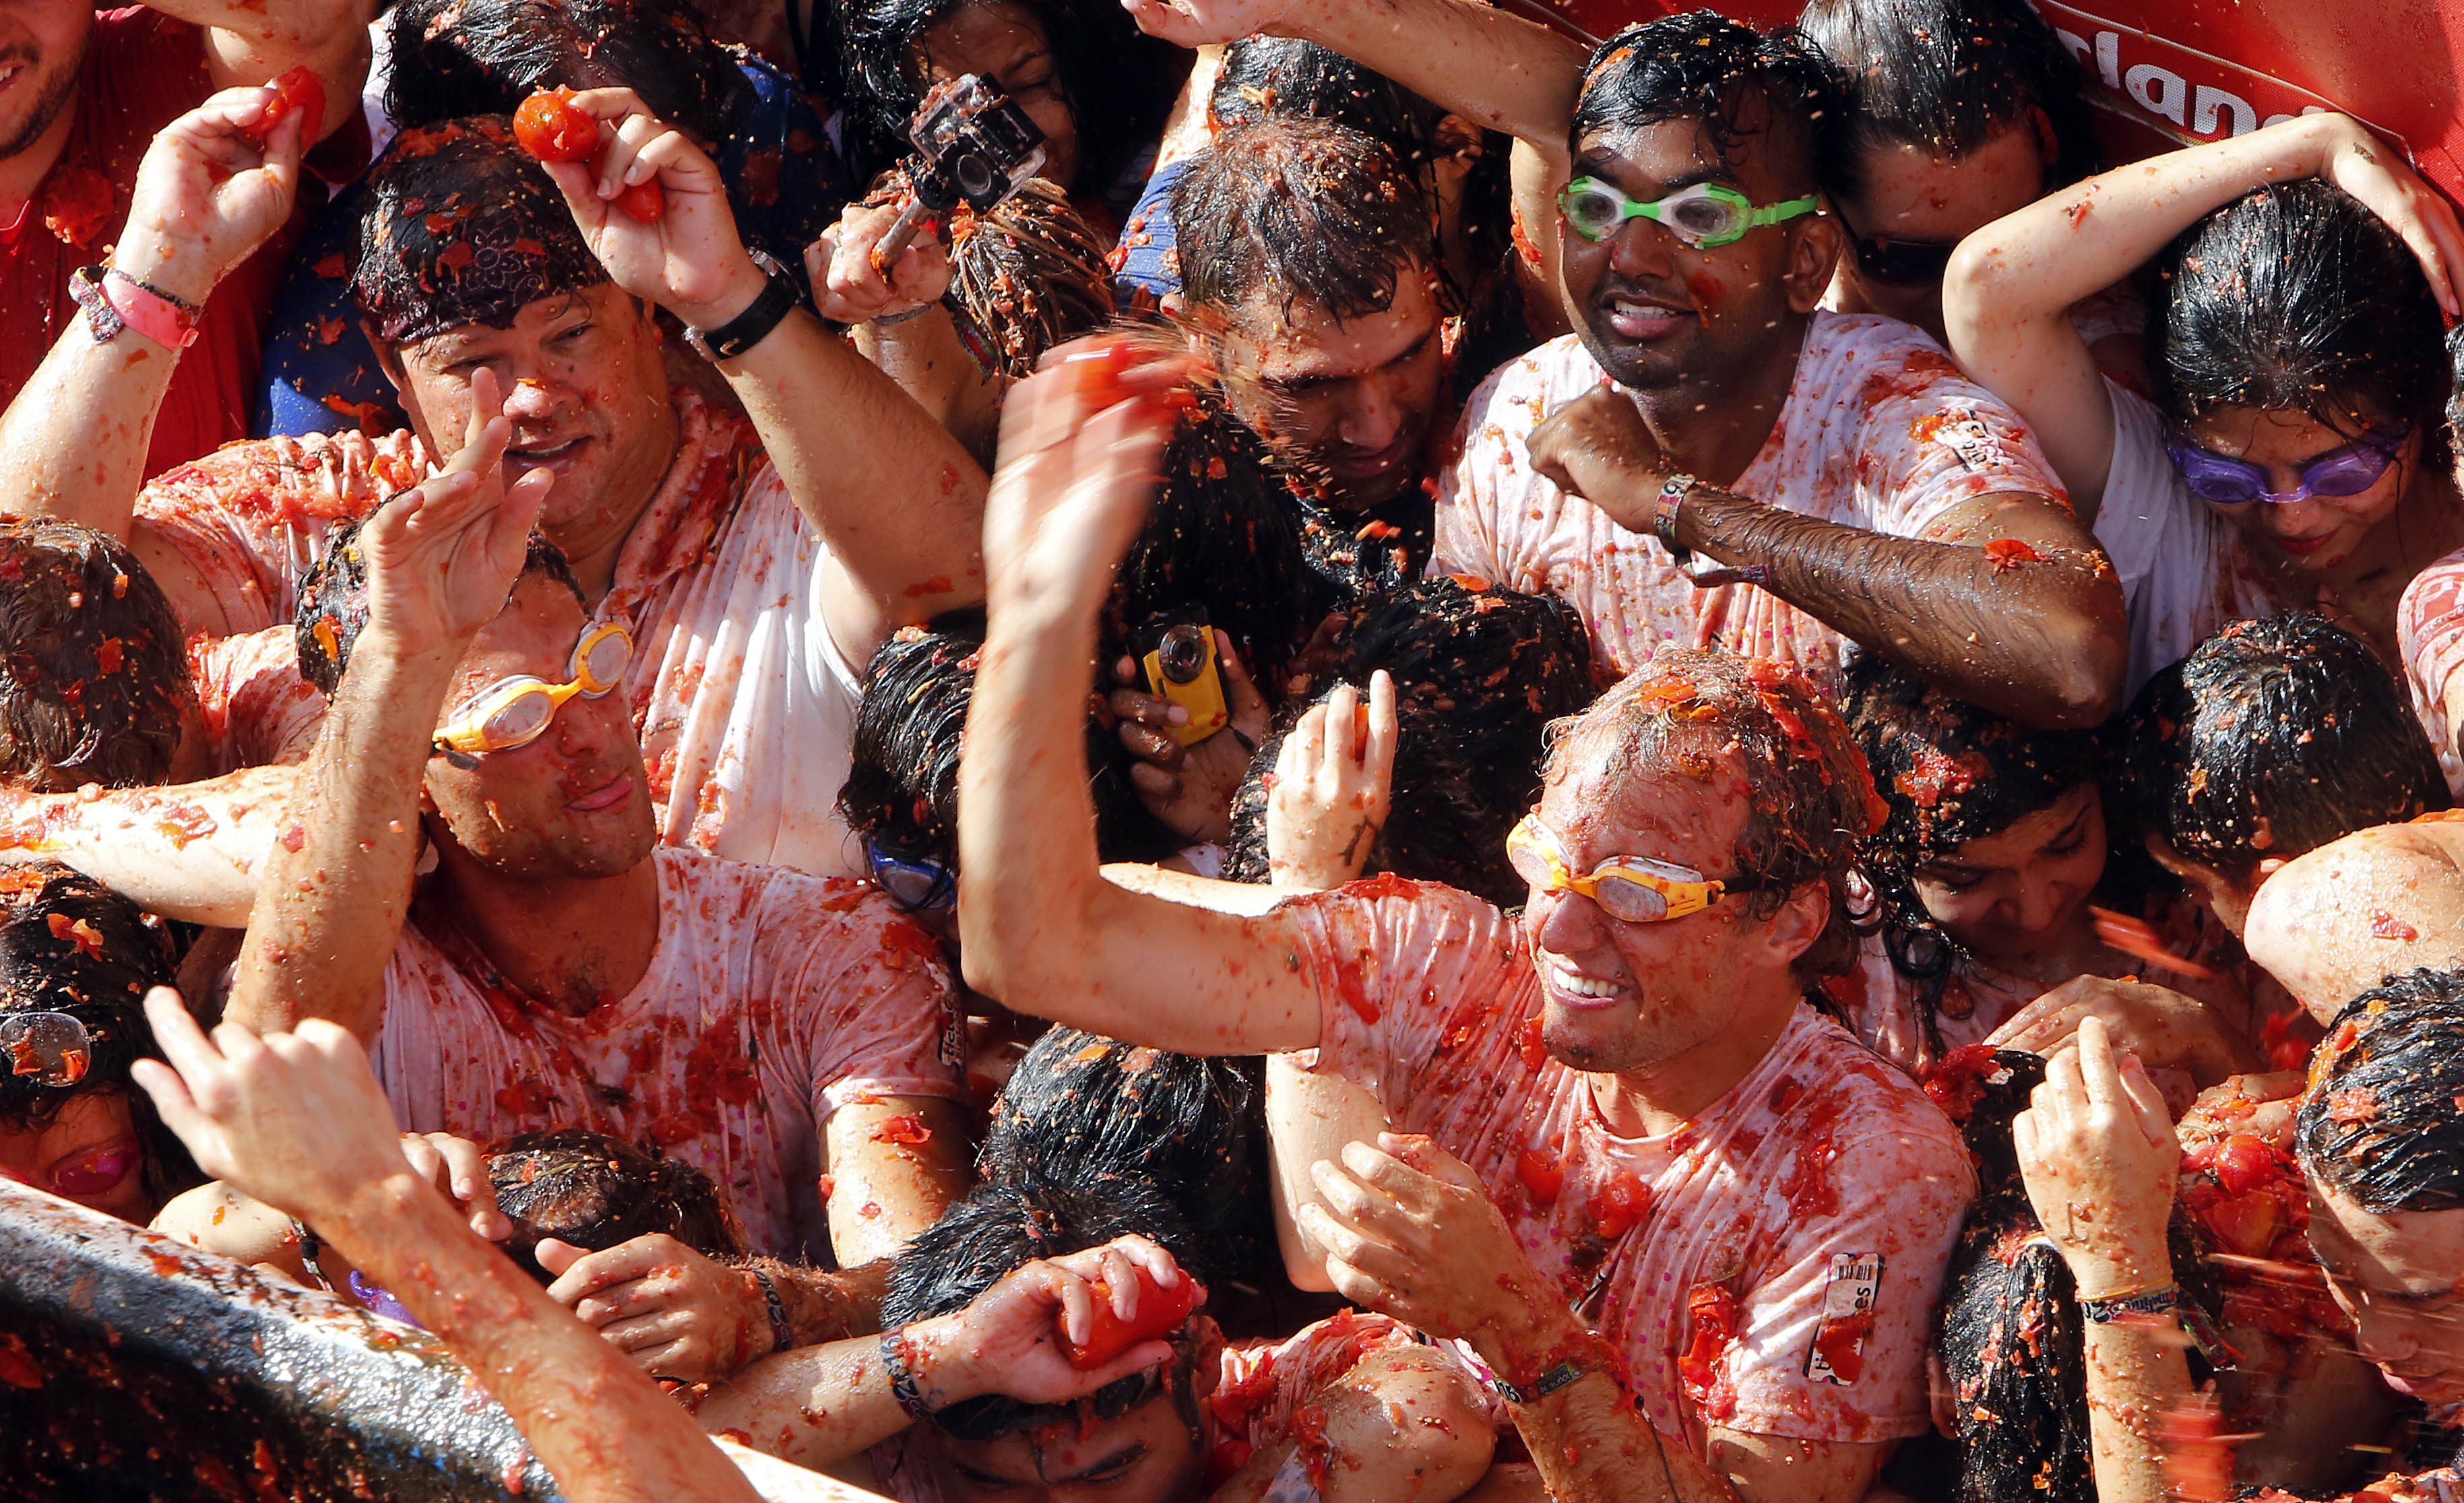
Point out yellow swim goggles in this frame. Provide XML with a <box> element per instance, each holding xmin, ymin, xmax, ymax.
<box><xmin>1504</xmin><ymin>814</ymin><xmax>1750</xmax><ymax>923</ymax></box>
<box><xmin>432</xmin><ymin>621</ymin><xmax>633</xmax><ymax>761</ymax></box>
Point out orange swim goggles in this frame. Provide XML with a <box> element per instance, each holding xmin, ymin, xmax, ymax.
<box><xmin>433</xmin><ymin>622</ymin><xmax>633</xmax><ymax>761</ymax></box>
<box><xmin>1504</xmin><ymin>815</ymin><xmax>1751</xmax><ymax>923</ymax></box>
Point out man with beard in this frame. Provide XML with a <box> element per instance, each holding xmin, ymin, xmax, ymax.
<box><xmin>0</xmin><ymin>0</ymin><xmax>366</xmax><ymax>474</ymax></box>
<box><xmin>951</xmin><ymin>340</ymin><xmax>1975</xmax><ymax>1502</ymax></box>
<box><xmin>1439</xmin><ymin>13</ymin><xmax>2121</xmax><ymax>725</ymax></box>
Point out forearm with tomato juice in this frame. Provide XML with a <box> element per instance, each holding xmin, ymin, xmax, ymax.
<box><xmin>1673</xmin><ymin>486</ymin><xmax>2126</xmax><ymax>729</ymax></box>
<box><xmin>1484</xmin><ymin>1298</ymin><xmax>1733</xmax><ymax>1503</ymax></box>
<box><xmin>692</xmin><ymin>1331</ymin><xmax>933</xmax><ymax>1469</ymax></box>
<box><xmin>0</xmin><ymin>765</ymin><xmax>298</xmax><ymax>927</ymax></box>
<box><xmin>228</xmin><ymin>638</ymin><xmax>453</xmax><ymax>1037</ymax></box>
<box><xmin>327</xmin><ymin>1170</ymin><xmax>766</xmax><ymax>1503</ymax></box>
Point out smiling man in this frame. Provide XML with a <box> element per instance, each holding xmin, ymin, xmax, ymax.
<box><xmin>955</xmin><ymin>343</ymin><xmax>1976</xmax><ymax>1503</ymax></box>
<box><xmin>5</xmin><ymin>99</ymin><xmax>986</xmax><ymax>912</ymax></box>
<box><xmin>218</xmin><ymin>369</ymin><xmax>970</xmax><ymax>1388</ymax></box>
<box><xmin>1436</xmin><ymin>13</ymin><xmax>2122</xmax><ymax>728</ymax></box>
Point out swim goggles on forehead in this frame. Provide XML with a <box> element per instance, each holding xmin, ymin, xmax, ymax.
<box><xmin>432</xmin><ymin>622</ymin><xmax>633</xmax><ymax>761</ymax></box>
<box><xmin>2164</xmin><ymin>422</ymin><xmax>2413</xmax><ymax>507</ymax></box>
<box><xmin>1504</xmin><ymin>815</ymin><xmax>1753</xmax><ymax>923</ymax></box>
<box><xmin>1557</xmin><ymin>177</ymin><xmax>1821</xmax><ymax>249</ymax></box>
<box><xmin>866</xmin><ymin>838</ymin><xmax>956</xmax><ymax>914</ymax></box>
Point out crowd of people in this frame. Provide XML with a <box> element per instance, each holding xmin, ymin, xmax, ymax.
<box><xmin>7</xmin><ymin>0</ymin><xmax>2464</xmax><ymax>1496</ymax></box>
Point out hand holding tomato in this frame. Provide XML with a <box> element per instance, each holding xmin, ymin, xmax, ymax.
<box><xmin>115</xmin><ymin>84</ymin><xmax>308</xmax><ymax>307</ymax></box>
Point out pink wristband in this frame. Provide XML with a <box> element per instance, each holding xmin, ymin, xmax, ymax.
<box><xmin>103</xmin><ymin>268</ymin><xmax>201</xmax><ymax>351</ymax></box>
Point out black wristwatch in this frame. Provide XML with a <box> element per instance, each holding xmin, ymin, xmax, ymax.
<box><xmin>686</xmin><ymin>249</ymin><xmax>800</xmax><ymax>362</ymax></box>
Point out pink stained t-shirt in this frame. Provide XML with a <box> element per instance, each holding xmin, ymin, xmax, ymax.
<box><xmin>1431</xmin><ymin>313</ymin><xmax>2068</xmax><ymax>697</ymax></box>
<box><xmin>2399</xmin><ymin>546</ymin><xmax>2464</xmax><ymax>798</ymax></box>
<box><xmin>1280</xmin><ymin>878</ymin><xmax>1973</xmax><ymax>1449</ymax></box>
<box><xmin>131</xmin><ymin>392</ymin><xmax>870</xmax><ymax>878</ymax></box>
<box><xmin>367</xmin><ymin>847</ymin><xmax>965</xmax><ymax>1261</ymax></box>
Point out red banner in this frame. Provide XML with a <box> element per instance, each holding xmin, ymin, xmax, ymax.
<box><xmin>1530</xmin><ymin>0</ymin><xmax>2464</xmax><ymax>203</ymax></box>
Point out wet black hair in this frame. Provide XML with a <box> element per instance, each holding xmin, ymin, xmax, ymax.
<box><xmin>1571</xmin><ymin>11</ymin><xmax>1850</xmax><ymax>199</ymax></box>
<box><xmin>1844</xmin><ymin>653</ymin><xmax>2106</xmax><ymax>1053</ymax></box>
<box><xmin>0</xmin><ymin>863</ymin><xmax>197</xmax><ymax>1207</ymax></box>
<box><xmin>383</xmin><ymin>0</ymin><xmax>740</xmax><ymax>146</ymax></box>
<box><xmin>295</xmin><ymin>514</ymin><xmax>586</xmax><ymax>699</ymax></box>
<box><xmin>945</xmin><ymin>178</ymin><xmax>1116</xmax><ymax>378</ymax></box>
<box><xmin>837</xmin><ymin>0</ymin><xmax>1182</xmax><ymax>197</ymax></box>
<box><xmin>1223</xmin><ymin>578</ymin><xmax>1598</xmax><ymax>906</ymax></box>
<box><xmin>0</xmin><ymin>518</ymin><xmax>196</xmax><ymax>792</ymax></box>
<box><xmin>881</xmin><ymin>1174</ymin><xmax>1207</xmax><ymax>1441</ymax></box>
<box><xmin>488</xmin><ymin>1128</ymin><xmax>744</xmax><ymax>1279</ymax></box>
<box><xmin>1934</xmin><ymin>1049</ymin><xmax>2222</xmax><ymax>1503</ymax></box>
<box><xmin>2151</xmin><ymin>179</ymin><xmax>2451</xmax><ymax>454</ymax></box>
<box><xmin>2298</xmin><ymin>969</ymin><xmax>2464</xmax><ymax>1213</ymax></box>
<box><xmin>353</xmin><ymin>119</ymin><xmax>614</xmax><ymax>348</ymax></box>
<box><xmin>980</xmin><ymin>1027</ymin><xmax>1265</xmax><ymax>1286</ymax></box>
<box><xmin>1104</xmin><ymin>393</ymin><xmax>1332</xmax><ymax>692</ymax></box>
<box><xmin>1210</xmin><ymin>38</ymin><xmax>1448</xmax><ymax>164</ymax></box>
<box><xmin>1796</xmin><ymin>0</ymin><xmax>2098</xmax><ymax>207</ymax></box>
<box><xmin>1547</xmin><ymin>650</ymin><xmax>1888</xmax><ymax>982</ymax></box>
<box><xmin>837</xmin><ymin>614</ymin><xmax>1189</xmax><ymax>868</ymax></box>
<box><xmin>2121</xmin><ymin>612</ymin><xmax>2447</xmax><ymax>886</ymax></box>
<box><xmin>1172</xmin><ymin>117</ymin><xmax>1436</xmax><ymax>327</ymax></box>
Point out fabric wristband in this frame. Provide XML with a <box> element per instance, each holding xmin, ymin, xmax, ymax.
<box><xmin>1651</xmin><ymin>473</ymin><xmax>1695</xmax><ymax>554</ymax></box>
<box><xmin>1493</xmin><ymin>1358</ymin><xmax>1587</xmax><ymax>1405</ymax></box>
<box><xmin>2078</xmin><ymin>1283</ymin><xmax>2178</xmax><ymax>1322</ymax></box>
<box><xmin>751</xmin><ymin>1267</ymin><xmax>794</xmax><ymax>1354</ymax></box>
<box><xmin>880</xmin><ymin>1328</ymin><xmax>935</xmax><ymax>1419</ymax></box>
<box><xmin>70</xmin><ymin>264</ymin><xmax>201</xmax><ymax>351</ymax></box>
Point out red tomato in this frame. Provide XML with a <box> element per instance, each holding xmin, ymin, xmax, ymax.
<box><xmin>1060</xmin><ymin>1265</ymin><xmax>1201</xmax><ymax>1370</ymax></box>
<box><xmin>2201</xmin><ymin>1190</ymin><xmax>2282</xmax><ymax>1258</ymax></box>
<box><xmin>251</xmin><ymin>65</ymin><xmax>325</xmax><ymax>143</ymax></box>
<box><xmin>612</xmin><ymin>178</ymin><xmax>667</xmax><ymax>223</ymax></box>
<box><xmin>2211</xmin><ymin>1134</ymin><xmax>2278</xmax><ymax>1197</ymax></box>
<box><xmin>1515</xmin><ymin>1148</ymin><xmax>1565</xmax><ymax>1205</ymax></box>
<box><xmin>513</xmin><ymin>87</ymin><xmax>600</xmax><ymax>164</ymax></box>
<box><xmin>1592</xmin><ymin>1170</ymin><xmax>1651</xmax><ymax>1239</ymax></box>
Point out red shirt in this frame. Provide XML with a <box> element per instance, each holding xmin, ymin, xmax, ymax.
<box><xmin>1</xmin><ymin>9</ymin><xmax>296</xmax><ymax>478</ymax></box>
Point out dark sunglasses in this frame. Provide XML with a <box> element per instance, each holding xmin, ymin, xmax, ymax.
<box><xmin>1845</xmin><ymin>229</ymin><xmax>1958</xmax><ymax>288</ymax></box>
<box><xmin>2164</xmin><ymin>422</ymin><xmax>2413</xmax><ymax>507</ymax></box>
<box><xmin>866</xmin><ymin>837</ymin><xmax>955</xmax><ymax>914</ymax></box>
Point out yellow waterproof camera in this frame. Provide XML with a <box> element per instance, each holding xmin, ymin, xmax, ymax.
<box><xmin>1138</xmin><ymin>610</ymin><xmax>1230</xmax><ymax>746</ymax></box>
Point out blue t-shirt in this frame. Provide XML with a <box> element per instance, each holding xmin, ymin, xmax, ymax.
<box><xmin>1110</xmin><ymin>158</ymin><xmax>1185</xmax><ymax>310</ymax></box>
<box><xmin>254</xmin><ymin>54</ymin><xmax>848</xmax><ymax>439</ymax></box>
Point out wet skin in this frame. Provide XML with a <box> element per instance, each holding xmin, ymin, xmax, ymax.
<box><xmin>1830</xmin><ymin>119</ymin><xmax>2054</xmax><ymax>343</ymax></box>
<box><xmin>913</xmin><ymin>1</ymin><xmax>1079</xmax><ymax>193</ymax></box>
<box><xmin>1912</xmin><ymin>782</ymin><xmax>2106</xmax><ymax>976</ymax></box>
<box><xmin>1224</xmin><ymin>271</ymin><xmax>1446</xmax><ymax>513</ymax></box>
<box><xmin>2310</xmin><ymin>1180</ymin><xmax>2464</xmax><ymax>1416</ymax></box>
<box><xmin>0</xmin><ymin>0</ymin><xmax>89</xmax><ymax>187</ymax></box>
<box><xmin>0</xmin><ymin>1087</ymin><xmax>154</xmax><ymax>1223</ymax></box>
<box><xmin>924</xmin><ymin>1390</ymin><xmax>1205</xmax><ymax>1503</ymax></box>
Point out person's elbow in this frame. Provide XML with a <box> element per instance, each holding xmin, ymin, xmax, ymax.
<box><xmin>1940</xmin><ymin>236</ymin><xmax>2016</xmax><ymax>363</ymax></box>
<box><xmin>2017</xmin><ymin>566</ymin><xmax>2129</xmax><ymax>728</ymax></box>
<box><xmin>955</xmin><ymin>883</ymin><xmax>1093</xmax><ymax>1015</ymax></box>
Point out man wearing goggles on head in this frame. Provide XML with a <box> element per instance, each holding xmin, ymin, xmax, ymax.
<box><xmin>216</xmin><ymin>394</ymin><xmax>972</xmax><ymax>1393</ymax></box>
<box><xmin>958</xmin><ymin>341</ymin><xmax>1974</xmax><ymax>1503</ymax></box>
<box><xmin>0</xmin><ymin>92</ymin><xmax>989</xmax><ymax>928</ymax></box>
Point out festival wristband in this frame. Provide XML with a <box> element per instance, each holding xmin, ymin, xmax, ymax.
<box><xmin>751</xmin><ymin>1267</ymin><xmax>794</xmax><ymax>1354</ymax></box>
<box><xmin>2079</xmin><ymin>1282</ymin><xmax>2241</xmax><ymax>1368</ymax></box>
<box><xmin>1651</xmin><ymin>474</ymin><xmax>1694</xmax><ymax>554</ymax></box>
<box><xmin>879</xmin><ymin>1328</ymin><xmax>936</xmax><ymax>1419</ymax></box>
<box><xmin>69</xmin><ymin>264</ymin><xmax>202</xmax><ymax>351</ymax></box>
<box><xmin>1491</xmin><ymin>1326</ymin><xmax>1614</xmax><ymax>1405</ymax></box>
<box><xmin>1493</xmin><ymin>1359</ymin><xmax>1587</xmax><ymax>1405</ymax></box>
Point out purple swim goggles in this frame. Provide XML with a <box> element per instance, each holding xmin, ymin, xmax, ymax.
<box><xmin>2165</xmin><ymin>421</ymin><xmax>2413</xmax><ymax>507</ymax></box>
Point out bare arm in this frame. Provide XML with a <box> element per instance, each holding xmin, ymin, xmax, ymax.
<box><xmin>824</xmin><ymin>1096</ymin><xmax>974</xmax><ymax>1264</ymax></box>
<box><xmin>229</xmin><ymin>375</ymin><xmax>552</xmax><ymax>1037</ymax></box>
<box><xmin>132</xmin><ymin>988</ymin><xmax>767</xmax><ymax>1503</ymax></box>
<box><xmin>955</xmin><ymin>342</ymin><xmax>1324</xmax><ymax>1055</ymax></box>
<box><xmin>0</xmin><ymin>90</ymin><xmax>303</xmax><ymax>532</ymax></box>
<box><xmin>1125</xmin><ymin>0</ymin><xmax>1587</xmax><ymax>174</ymax></box>
<box><xmin>1945</xmin><ymin>112</ymin><xmax>2464</xmax><ymax>519</ymax></box>
<box><xmin>0</xmin><ymin>766</ymin><xmax>292</xmax><ymax>925</ymax></box>
<box><xmin>543</xmin><ymin>91</ymin><xmax>988</xmax><ymax>668</ymax></box>
<box><xmin>811</xmin><ymin>201</ymin><xmax>1007</xmax><ymax>467</ymax></box>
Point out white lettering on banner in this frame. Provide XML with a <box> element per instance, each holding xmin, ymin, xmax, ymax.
<box><xmin>2126</xmin><ymin>62</ymin><xmax>2188</xmax><ymax>125</ymax></box>
<box><xmin>2044</xmin><ymin>7</ymin><xmax>2387</xmax><ymax>149</ymax></box>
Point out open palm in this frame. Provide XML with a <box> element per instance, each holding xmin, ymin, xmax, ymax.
<box><xmin>360</xmin><ymin>368</ymin><xmax>555</xmax><ymax>649</ymax></box>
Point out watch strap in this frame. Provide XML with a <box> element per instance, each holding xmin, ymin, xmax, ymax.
<box><xmin>690</xmin><ymin>249</ymin><xmax>798</xmax><ymax>361</ymax></box>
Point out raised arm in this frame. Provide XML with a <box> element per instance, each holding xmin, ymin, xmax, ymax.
<box><xmin>1944</xmin><ymin>112</ymin><xmax>2464</xmax><ymax>519</ymax></box>
<box><xmin>0</xmin><ymin>765</ymin><xmax>297</xmax><ymax>926</ymax></box>
<box><xmin>0</xmin><ymin>89</ymin><xmax>303</xmax><ymax>534</ymax></box>
<box><xmin>540</xmin><ymin>90</ymin><xmax>989</xmax><ymax>665</ymax></box>
<box><xmin>131</xmin><ymin>987</ymin><xmax>768</xmax><ymax>1503</ymax></box>
<box><xmin>1125</xmin><ymin>0</ymin><xmax>1587</xmax><ymax>173</ymax></box>
<box><xmin>955</xmin><ymin>340</ymin><xmax>1323</xmax><ymax>1056</ymax></box>
<box><xmin>226</xmin><ymin>373</ymin><xmax>552</xmax><ymax>1037</ymax></box>
<box><xmin>1528</xmin><ymin>389</ymin><xmax>2128</xmax><ymax>728</ymax></box>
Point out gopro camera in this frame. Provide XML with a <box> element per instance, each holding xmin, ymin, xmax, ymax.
<box><xmin>872</xmin><ymin>75</ymin><xmax>1048</xmax><ymax>269</ymax></box>
<box><xmin>1136</xmin><ymin>608</ymin><xmax>1230</xmax><ymax>747</ymax></box>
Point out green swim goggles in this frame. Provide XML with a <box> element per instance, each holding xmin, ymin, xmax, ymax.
<box><xmin>1558</xmin><ymin>177</ymin><xmax>1821</xmax><ymax>248</ymax></box>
